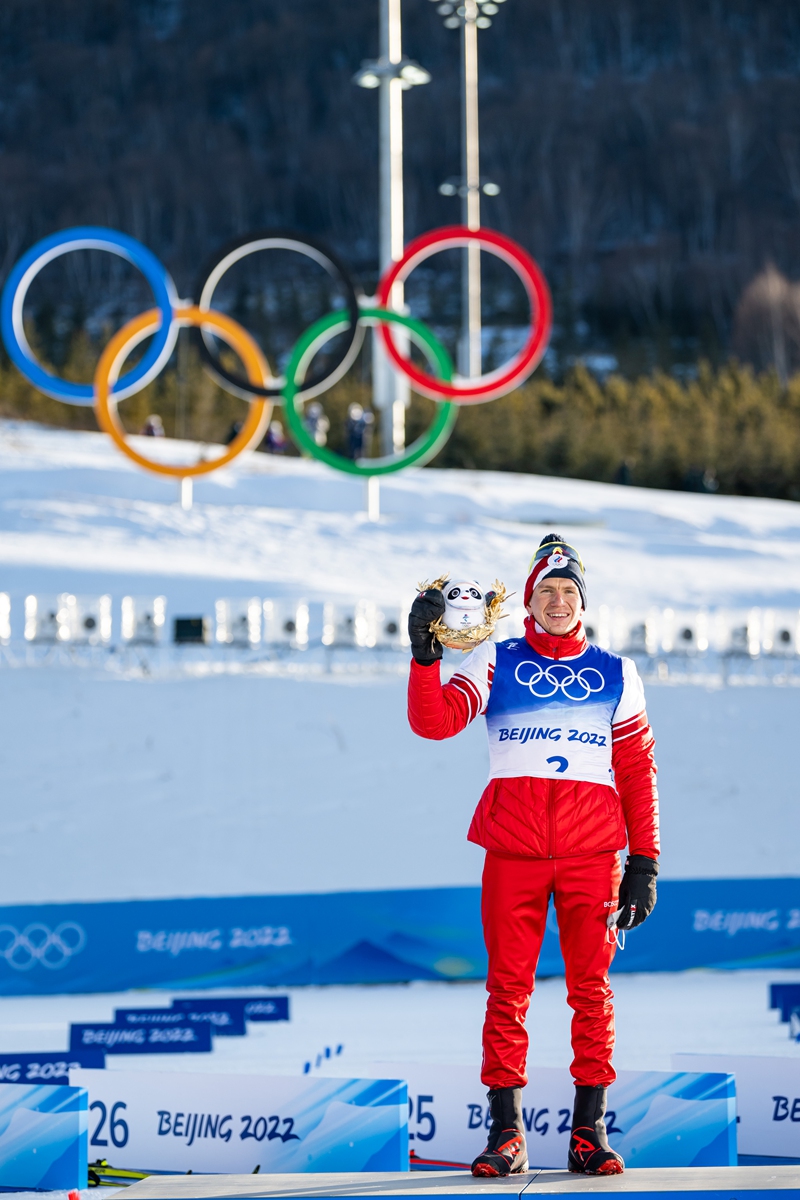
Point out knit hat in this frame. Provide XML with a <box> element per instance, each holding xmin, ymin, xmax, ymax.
<box><xmin>523</xmin><ymin>533</ymin><xmax>587</xmax><ymax>610</ymax></box>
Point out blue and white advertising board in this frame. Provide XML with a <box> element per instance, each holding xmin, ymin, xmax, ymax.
<box><xmin>69</xmin><ymin>1069</ymin><xmax>407</xmax><ymax>1173</ymax></box>
<box><xmin>70</xmin><ymin>1022</ymin><xmax>211</xmax><ymax>1054</ymax></box>
<box><xmin>0</xmin><ymin>1083</ymin><xmax>87</xmax><ymax>1190</ymax></box>
<box><xmin>242</xmin><ymin>996</ymin><xmax>289</xmax><ymax>1022</ymax></box>
<box><xmin>770</xmin><ymin>984</ymin><xmax>800</xmax><ymax>1023</ymax></box>
<box><xmin>117</xmin><ymin>1004</ymin><xmax>246</xmax><ymax>1038</ymax></box>
<box><xmin>673</xmin><ymin>1053</ymin><xmax>800</xmax><ymax>1163</ymax></box>
<box><xmin>170</xmin><ymin>998</ymin><xmax>246</xmax><ymax>1036</ymax></box>
<box><xmin>115</xmin><ymin>1008</ymin><xmax>205</xmax><ymax>1028</ymax></box>
<box><xmin>343</xmin><ymin>1063</ymin><xmax>736</xmax><ymax>1169</ymax></box>
<box><xmin>2</xmin><ymin>879</ymin><xmax>800</xmax><ymax>994</ymax></box>
<box><xmin>0</xmin><ymin>1049</ymin><xmax>103</xmax><ymax>1084</ymax></box>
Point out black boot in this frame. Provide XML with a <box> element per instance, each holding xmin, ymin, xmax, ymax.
<box><xmin>471</xmin><ymin>1087</ymin><xmax>529</xmax><ymax>1177</ymax></box>
<box><xmin>568</xmin><ymin>1085</ymin><xmax>624</xmax><ymax>1176</ymax></box>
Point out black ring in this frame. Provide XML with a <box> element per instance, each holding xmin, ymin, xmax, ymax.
<box><xmin>192</xmin><ymin>229</ymin><xmax>362</xmax><ymax>400</ymax></box>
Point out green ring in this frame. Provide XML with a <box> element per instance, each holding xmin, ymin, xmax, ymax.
<box><xmin>281</xmin><ymin>306</ymin><xmax>457</xmax><ymax>477</ymax></box>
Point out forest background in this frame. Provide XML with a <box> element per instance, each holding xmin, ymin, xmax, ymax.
<box><xmin>3</xmin><ymin>0</ymin><xmax>800</xmax><ymax>496</ymax></box>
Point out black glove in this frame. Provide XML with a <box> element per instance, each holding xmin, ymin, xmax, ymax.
<box><xmin>408</xmin><ymin>588</ymin><xmax>446</xmax><ymax>665</ymax></box>
<box><xmin>617</xmin><ymin>855</ymin><xmax>658</xmax><ymax>930</ymax></box>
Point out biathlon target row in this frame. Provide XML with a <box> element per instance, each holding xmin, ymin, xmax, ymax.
<box><xmin>0</xmin><ymin>223</ymin><xmax>552</xmax><ymax>478</ymax></box>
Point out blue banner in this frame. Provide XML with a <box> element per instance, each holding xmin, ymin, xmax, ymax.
<box><xmin>115</xmin><ymin>1008</ymin><xmax>202</xmax><ymax>1026</ymax></box>
<box><xmin>242</xmin><ymin>997</ymin><xmax>289</xmax><ymax>1021</ymax></box>
<box><xmin>171</xmin><ymin>999</ymin><xmax>246</xmax><ymax>1035</ymax></box>
<box><xmin>117</xmin><ymin>1003</ymin><xmax>247</xmax><ymax>1037</ymax></box>
<box><xmin>0</xmin><ymin>878</ymin><xmax>797</xmax><ymax>994</ymax></box>
<box><xmin>70</xmin><ymin>1023</ymin><xmax>211</xmax><ymax>1054</ymax></box>
<box><xmin>0</xmin><ymin>1050</ymin><xmax>103</xmax><ymax>1085</ymax></box>
<box><xmin>769</xmin><ymin>983</ymin><xmax>800</xmax><ymax>1022</ymax></box>
<box><xmin>0</xmin><ymin>1083</ymin><xmax>87</xmax><ymax>1189</ymax></box>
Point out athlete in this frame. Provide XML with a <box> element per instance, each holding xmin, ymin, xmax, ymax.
<box><xmin>407</xmin><ymin>536</ymin><xmax>659</xmax><ymax>1177</ymax></box>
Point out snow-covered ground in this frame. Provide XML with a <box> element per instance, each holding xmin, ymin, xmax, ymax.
<box><xmin>1</xmin><ymin>419</ymin><xmax>800</xmax><ymax>610</ymax></box>
<box><xmin>0</xmin><ymin>422</ymin><xmax>797</xmax><ymax>901</ymax></box>
<box><xmin>0</xmin><ymin>421</ymin><xmax>799</xmax><ymax>1068</ymax></box>
<box><xmin>0</xmin><ymin>972</ymin><xmax>798</xmax><ymax>1078</ymax></box>
<box><xmin>1</xmin><ymin>668</ymin><xmax>799</xmax><ymax>905</ymax></box>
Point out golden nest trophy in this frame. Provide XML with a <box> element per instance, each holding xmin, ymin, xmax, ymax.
<box><xmin>419</xmin><ymin>575</ymin><xmax>510</xmax><ymax>652</ymax></box>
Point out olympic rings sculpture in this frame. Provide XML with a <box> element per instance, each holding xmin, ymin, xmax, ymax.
<box><xmin>0</xmin><ymin>922</ymin><xmax>86</xmax><ymax>971</ymax></box>
<box><xmin>377</xmin><ymin>225</ymin><xmax>552</xmax><ymax>404</ymax></box>
<box><xmin>193</xmin><ymin>229</ymin><xmax>364</xmax><ymax>402</ymax></box>
<box><xmin>94</xmin><ymin>306</ymin><xmax>273</xmax><ymax>478</ymax></box>
<box><xmin>1</xmin><ymin>223</ymin><xmax>552</xmax><ymax>481</ymax></box>
<box><xmin>514</xmin><ymin>660</ymin><xmax>606</xmax><ymax>702</ymax></box>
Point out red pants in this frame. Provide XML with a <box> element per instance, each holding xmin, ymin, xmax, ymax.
<box><xmin>481</xmin><ymin>850</ymin><xmax>621</xmax><ymax>1090</ymax></box>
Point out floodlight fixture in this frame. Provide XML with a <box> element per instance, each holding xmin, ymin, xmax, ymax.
<box><xmin>354</xmin><ymin>67</ymin><xmax>381</xmax><ymax>89</ymax></box>
<box><xmin>353</xmin><ymin>55</ymin><xmax>431</xmax><ymax>91</ymax></box>
<box><xmin>439</xmin><ymin>176</ymin><xmax>500</xmax><ymax>197</ymax></box>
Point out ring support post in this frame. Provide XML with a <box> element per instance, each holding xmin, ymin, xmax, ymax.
<box><xmin>180</xmin><ymin>478</ymin><xmax>193</xmax><ymax>511</ymax></box>
<box><xmin>366</xmin><ymin>476</ymin><xmax>380</xmax><ymax>522</ymax></box>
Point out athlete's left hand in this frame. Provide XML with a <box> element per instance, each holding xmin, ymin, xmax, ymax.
<box><xmin>617</xmin><ymin>855</ymin><xmax>658</xmax><ymax>929</ymax></box>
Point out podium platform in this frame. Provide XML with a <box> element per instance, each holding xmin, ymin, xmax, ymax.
<box><xmin>123</xmin><ymin>1166</ymin><xmax>800</xmax><ymax>1200</ymax></box>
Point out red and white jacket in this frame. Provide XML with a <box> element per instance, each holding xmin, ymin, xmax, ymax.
<box><xmin>408</xmin><ymin>619</ymin><xmax>659</xmax><ymax>860</ymax></box>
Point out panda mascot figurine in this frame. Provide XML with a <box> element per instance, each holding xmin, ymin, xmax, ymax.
<box><xmin>419</xmin><ymin>574</ymin><xmax>508</xmax><ymax>651</ymax></box>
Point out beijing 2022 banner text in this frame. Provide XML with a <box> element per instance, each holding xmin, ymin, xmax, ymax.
<box><xmin>0</xmin><ymin>880</ymin><xmax>798</xmax><ymax>995</ymax></box>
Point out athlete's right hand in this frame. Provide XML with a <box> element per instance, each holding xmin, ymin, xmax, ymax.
<box><xmin>408</xmin><ymin>588</ymin><xmax>446</xmax><ymax>665</ymax></box>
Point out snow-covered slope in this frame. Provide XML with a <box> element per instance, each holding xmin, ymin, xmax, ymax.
<box><xmin>1</xmin><ymin>668</ymin><xmax>799</xmax><ymax>904</ymax></box>
<box><xmin>1</xmin><ymin>420</ymin><xmax>800</xmax><ymax>611</ymax></box>
<box><xmin>0</xmin><ymin>421</ymin><xmax>798</xmax><ymax>905</ymax></box>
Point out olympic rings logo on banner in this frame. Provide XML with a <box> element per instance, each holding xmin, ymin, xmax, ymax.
<box><xmin>0</xmin><ymin>922</ymin><xmax>86</xmax><ymax>971</ymax></box>
<box><xmin>0</xmin><ymin>223</ymin><xmax>552</xmax><ymax>479</ymax></box>
<box><xmin>514</xmin><ymin>661</ymin><xmax>606</xmax><ymax>702</ymax></box>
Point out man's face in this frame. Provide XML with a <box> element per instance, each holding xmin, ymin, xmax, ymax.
<box><xmin>526</xmin><ymin>576</ymin><xmax>582</xmax><ymax>635</ymax></box>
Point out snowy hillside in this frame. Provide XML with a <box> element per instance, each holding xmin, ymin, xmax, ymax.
<box><xmin>2</xmin><ymin>419</ymin><xmax>800</xmax><ymax>611</ymax></box>
<box><xmin>0</xmin><ymin>421</ymin><xmax>799</xmax><ymax>906</ymax></box>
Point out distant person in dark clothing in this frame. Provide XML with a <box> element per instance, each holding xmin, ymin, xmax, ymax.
<box><xmin>265</xmin><ymin>420</ymin><xmax>287</xmax><ymax>454</ymax></box>
<box><xmin>684</xmin><ymin>466</ymin><xmax>719</xmax><ymax>493</ymax></box>
<box><xmin>141</xmin><ymin>415</ymin><xmax>165</xmax><ymax>437</ymax></box>
<box><xmin>346</xmin><ymin>403</ymin><xmax>375</xmax><ymax>460</ymax></box>
<box><xmin>304</xmin><ymin>401</ymin><xmax>330</xmax><ymax>447</ymax></box>
<box><xmin>225</xmin><ymin>420</ymin><xmax>244</xmax><ymax>445</ymax></box>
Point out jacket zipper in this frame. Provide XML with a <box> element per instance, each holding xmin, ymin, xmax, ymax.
<box><xmin>547</xmin><ymin>778</ymin><xmax>555</xmax><ymax>858</ymax></box>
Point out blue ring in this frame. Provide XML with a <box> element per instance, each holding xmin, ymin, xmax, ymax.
<box><xmin>1</xmin><ymin>226</ymin><xmax>178</xmax><ymax>406</ymax></box>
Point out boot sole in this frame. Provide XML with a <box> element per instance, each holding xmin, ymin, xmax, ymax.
<box><xmin>569</xmin><ymin>1161</ymin><xmax>624</xmax><ymax>1177</ymax></box>
<box><xmin>472</xmin><ymin>1162</ymin><xmax>530</xmax><ymax>1178</ymax></box>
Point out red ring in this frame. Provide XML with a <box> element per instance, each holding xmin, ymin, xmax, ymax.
<box><xmin>376</xmin><ymin>225</ymin><xmax>552</xmax><ymax>404</ymax></box>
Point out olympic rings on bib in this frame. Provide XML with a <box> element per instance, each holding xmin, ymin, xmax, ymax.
<box><xmin>282</xmin><ymin>306</ymin><xmax>456</xmax><ymax>477</ymax></box>
<box><xmin>0</xmin><ymin>922</ymin><xmax>86</xmax><ymax>971</ymax></box>
<box><xmin>1</xmin><ymin>227</ymin><xmax>179</xmax><ymax>406</ymax></box>
<box><xmin>514</xmin><ymin>660</ymin><xmax>605</xmax><ymax>702</ymax></box>
<box><xmin>194</xmin><ymin>229</ymin><xmax>364</xmax><ymax>402</ymax></box>
<box><xmin>94</xmin><ymin>306</ymin><xmax>272</xmax><ymax>478</ymax></box>
<box><xmin>377</xmin><ymin>225</ymin><xmax>552</xmax><ymax>404</ymax></box>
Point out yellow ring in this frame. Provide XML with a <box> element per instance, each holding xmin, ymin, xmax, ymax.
<box><xmin>93</xmin><ymin>306</ymin><xmax>272</xmax><ymax>478</ymax></box>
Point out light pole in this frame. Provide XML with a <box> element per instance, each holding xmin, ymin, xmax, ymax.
<box><xmin>433</xmin><ymin>0</ymin><xmax>504</xmax><ymax>377</ymax></box>
<box><xmin>354</xmin><ymin>1</ymin><xmax>430</xmax><ymax>459</ymax></box>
